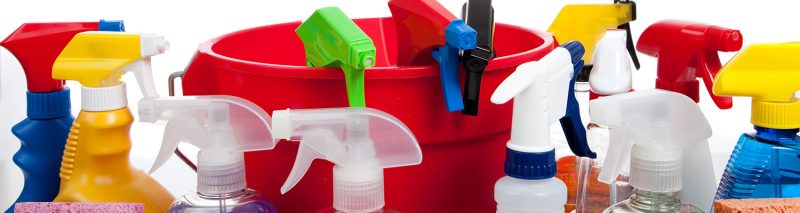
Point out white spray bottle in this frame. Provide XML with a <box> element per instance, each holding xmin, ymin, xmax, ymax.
<box><xmin>574</xmin><ymin>29</ymin><xmax>636</xmax><ymax>212</ymax></box>
<box><xmin>274</xmin><ymin>107</ymin><xmax>422</xmax><ymax>213</ymax></box>
<box><xmin>142</xmin><ymin>96</ymin><xmax>278</xmax><ymax>213</ymax></box>
<box><xmin>491</xmin><ymin>41</ymin><xmax>595</xmax><ymax>213</ymax></box>
<box><xmin>592</xmin><ymin>90</ymin><xmax>710</xmax><ymax>213</ymax></box>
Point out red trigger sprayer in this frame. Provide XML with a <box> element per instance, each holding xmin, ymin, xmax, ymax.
<box><xmin>636</xmin><ymin>20</ymin><xmax>742</xmax><ymax>109</ymax></box>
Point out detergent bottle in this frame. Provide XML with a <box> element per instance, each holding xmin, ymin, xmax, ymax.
<box><xmin>592</xmin><ymin>90</ymin><xmax>711</xmax><ymax>213</ymax></box>
<box><xmin>296</xmin><ymin>7</ymin><xmax>376</xmax><ymax>107</ymax></box>
<box><xmin>141</xmin><ymin>95</ymin><xmax>278</xmax><ymax>213</ymax></box>
<box><xmin>713</xmin><ymin>43</ymin><xmax>800</xmax><ymax>199</ymax></box>
<box><xmin>0</xmin><ymin>20</ymin><xmax>123</xmax><ymax>213</ymax></box>
<box><xmin>274</xmin><ymin>107</ymin><xmax>422</xmax><ymax>213</ymax></box>
<box><xmin>636</xmin><ymin>20</ymin><xmax>741</xmax><ymax>210</ymax></box>
<box><xmin>491</xmin><ymin>41</ymin><xmax>595</xmax><ymax>213</ymax></box>
<box><xmin>51</xmin><ymin>31</ymin><xmax>173</xmax><ymax>213</ymax></box>
<box><xmin>389</xmin><ymin>0</ymin><xmax>477</xmax><ymax>113</ymax></box>
<box><xmin>569</xmin><ymin>29</ymin><xmax>635</xmax><ymax>213</ymax></box>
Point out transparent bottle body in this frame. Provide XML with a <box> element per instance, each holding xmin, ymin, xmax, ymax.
<box><xmin>169</xmin><ymin>189</ymin><xmax>277</xmax><ymax>213</ymax></box>
<box><xmin>716</xmin><ymin>128</ymin><xmax>800</xmax><ymax>199</ymax></box>
<box><xmin>573</xmin><ymin>124</ymin><xmax>632</xmax><ymax>213</ymax></box>
<box><xmin>604</xmin><ymin>189</ymin><xmax>703</xmax><ymax>213</ymax></box>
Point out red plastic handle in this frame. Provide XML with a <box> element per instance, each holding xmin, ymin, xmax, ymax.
<box><xmin>636</xmin><ymin>20</ymin><xmax>742</xmax><ymax>109</ymax></box>
<box><xmin>389</xmin><ymin>0</ymin><xmax>457</xmax><ymax>66</ymax></box>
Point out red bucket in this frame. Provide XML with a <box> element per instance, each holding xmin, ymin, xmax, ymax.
<box><xmin>181</xmin><ymin>17</ymin><xmax>554</xmax><ymax>212</ymax></box>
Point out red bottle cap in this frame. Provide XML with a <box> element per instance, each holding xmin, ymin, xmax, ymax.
<box><xmin>1</xmin><ymin>22</ymin><xmax>100</xmax><ymax>93</ymax></box>
<box><xmin>637</xmin><ymin>20</ymin><xmax>742</xmax><ymax>109</ymax></box>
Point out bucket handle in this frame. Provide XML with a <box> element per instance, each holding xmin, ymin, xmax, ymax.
<box><xmin>168</xmin><ymin>71</ymin><xmax>199</xmax><ymax>172</ymax></box>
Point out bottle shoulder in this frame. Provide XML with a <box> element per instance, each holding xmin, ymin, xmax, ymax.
<box><xmin>170</xmin><ymin>189</ymin><xmax>276</xmax><ymax>213</ymax></box>
<box><xmin>603</xmin><ymin>199</ymin><xmax>703</xmax><ymax>213</ymax></box>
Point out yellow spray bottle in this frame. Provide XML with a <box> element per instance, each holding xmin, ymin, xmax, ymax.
<box><xmin>51</xmin><ymin>31</ymin><xmax>173</xmax><ymax>213</ymax></box>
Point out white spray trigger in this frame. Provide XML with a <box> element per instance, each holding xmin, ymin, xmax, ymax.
<box><xmin>591</xmin><ymin>90</ymin><xmax>712</xmax><ymax>192</ymax></box>
<box><xmin>490</xmin><ymin>47</ymin><xmax>573</xmax><ymax>152</ymax></box>
<box><xmin>273</xmin><ymin>107</ymin><xmax>422</xmax><ymax>194</ymax></box>
<box><xmin>143</xmin><ymin>95</ymin><xmax>275</xmax><ymax>175</ymax></box>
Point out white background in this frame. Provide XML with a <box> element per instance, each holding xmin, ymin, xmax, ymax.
<box><xmin>0</xmin><ymin>0</ymin><xmax>798</xmax><ymax>204</ymax></box>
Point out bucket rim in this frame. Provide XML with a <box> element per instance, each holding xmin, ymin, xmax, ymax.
<box><xmin>193</xmin><ymin>17</ymin><xmax>555</xmax><ymax>80</ymax></box>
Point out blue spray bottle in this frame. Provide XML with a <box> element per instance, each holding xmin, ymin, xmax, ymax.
<box><xmin>713</xmin><ymin>43</ymin><xmax>800</xmax><ymax>199</ymax></box>
<box><xmin>0</xmin><ymin>20</ymin><xmax>123</xmax><ymax>212</ymax></box>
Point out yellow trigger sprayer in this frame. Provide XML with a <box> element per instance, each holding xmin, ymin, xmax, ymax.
<box><xmin>548</xmin><ymin>0</ymin><xmax>640</xmax><ymax>84</ymax></box>
<box><xmin>51</xmin><ymin>31</ymin><xmax>173</xmax><ymax>213</ymax></box>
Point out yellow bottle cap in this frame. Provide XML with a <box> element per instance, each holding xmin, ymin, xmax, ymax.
<box><xmin>713</xmin><ymin>43</ymin><xmax>800</xmax><ymax>129</ymax></box>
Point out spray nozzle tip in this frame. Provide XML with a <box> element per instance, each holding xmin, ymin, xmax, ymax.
<box><xmin>445</xmin><ymin>20</ymin><xmax>477</xmax><ymax>50</ymax></box>
<box><xmin>98</xmin><ymin>20</ymin><xmax>125</xmax><ymax>32</ymax></box>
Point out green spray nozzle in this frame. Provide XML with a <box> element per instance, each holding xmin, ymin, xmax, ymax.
<box><xmin>296</xmin><ymin>7</ymin><xmax>376</xmax><ymax>107</ymax></box>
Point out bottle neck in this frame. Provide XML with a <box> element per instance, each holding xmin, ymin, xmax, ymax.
<box><xmin>197</xmin><ymin>188</ymin><xmax>247</xmax><ymax>200</ymax></box>
<box><xmin>81</xmin><ymin>84</ymin><xmax>128</xmax><ymax>111</ymax></box>
<box><xmin>627</xmin><ymin>188</ymin><xmax>682</xmax><ymax>212</ymax></box>
<box><xmin>754</xmin><ymin>125</ymin><xmax>799</xmax><ymax>142</ymax></box>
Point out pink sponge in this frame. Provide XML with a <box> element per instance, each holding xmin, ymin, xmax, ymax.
<box><xmin>14</xmin><ymin>202</ymin><xmax>144</xmax><ymax>213</ymax></box>
<box><xmin>715</xmin><ymin>198</ymin><xmax>800</xmax><ymax>213</ymax></box>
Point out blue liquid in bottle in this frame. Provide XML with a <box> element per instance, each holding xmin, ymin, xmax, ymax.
<box><xmin>716</xmin><ymin>126</ymin><xmax>800</xmax><ymax>199</ymax></box>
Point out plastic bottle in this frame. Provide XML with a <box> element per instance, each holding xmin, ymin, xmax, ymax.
<box><xmin>713</xmin><ymin>43</ymin><xmax>800</xmax><ymax>199</ymax></box>
<box><xmin>491</xmin><ymin>41</ymin><xmax>595</xmax><ymax>213</ymax></box>
<box><xmin>273</xmin><ymin>107</ymin><xmax>423</xmax><ymax>213</ymax></box>
<box><xmin>141</xmin><ymin>95</ymin><xmax>279</xmax><ymax>213</ymax></box>
<box><xmin>569</xmin><ymin>29</ymin><xmax>635</xmax><ymax>213</ymax></box>
<box><xmin>636</xmin><ymin>20</ymin><xmax>742</xmax><ymax>210</ymax></box>
<box><xmin>50</xmin><ymin>31</ymin><xmax>173</xmax><ymax>213</ymax></box>
<box><xmin>591</xmin><ymin>90</ymin><xmax>711</xmax><ymax>213</ymax></box>
<box><xmin>0</xmin><ymin>20</ymin><xmax>124</xmax><ymax>213</ymax></box>
<box><xmin>296</xmin><ymin>7</ymin><xmax>376</xmax><ymax>107</ymax></box>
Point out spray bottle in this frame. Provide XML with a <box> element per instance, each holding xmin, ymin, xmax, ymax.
<box><xmin>569</xmin><ymin>29</ymin><xmax>636</xmax><ymax>213</ymax></box>
<box><xmin>0</xmin><ymin>20</ymin><xmax>123</xmax><ymax>213</ymax></box>
<box><xmin>713</xmin><ymin>43</ymin><xmax>800</xmax><ymax>199</ymax></box>
<box><xmin>141</xmin><ymin>96</ymin><xmax>278</xmax><ymax>213</ymax></box>
<box><xmin>50</xmin><ymin>31</ymin><xmax>173</xmax><ymax>213</ymax></box>
<box><xmin>388</xmin><ymin>0</ymin><xmax>477</xmax><ymax>112</ymax></box>
<box><xmin>548</xmin><ymin>0</ymin><xmax>640</xmax><ymax>88</ymax></box>
<box><xmin>636</xmin><ymin>20</ymin><xmax>741</xmax><ymax>210</ymax></box>
<box><xmin>491</xmin><ymin>41</ymin><xmax>595</xmax><ymax>212</ymax></box>
<box><xmin>296</xmin><ymin>7</ymin><xmax>376</xmax><ymax>107</ymax></box>
<box><xmin>274</xmin><ymin>107</ymin><xmax>422</xmax><ymax>213</ymax></box>
<box><xmin>592</xmin><ymin>90</ymin><xmax>710</xmax><ymax>213</ymax></box>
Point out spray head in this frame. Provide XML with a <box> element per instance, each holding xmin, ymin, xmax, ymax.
<box><xmin>491</xmin><ymin>41</ymin><xmax>594</xmax><ymax>179</ymax></box>
<box><xmin>460</xmin><ymin>0</ymin><xmax>495</xmax><ymax>116</ymax></box>
<box><xmin>432</xmin><ymin>20</ymin><xmax>477</xmax><ymax>112</ymax></box>
<box><xmin>274</xmin><ymin>107</ymin><xmax>421</xmax><ymax>212</ymax></box>
<box><xmin>389</xmin><ymin>0</ymin><xmax>465</xmax><ymax>65</ymax></box>
<box><xmin>593</xmin><ymin>90</ymin><xmax>711</xmax><ymax>193</ymax></box>
<box><xmin>637</xmin><ymin>20</ymin><xmax>742</xmax><ymax>109</ymax></box>
<box><xmin>548</xmin><ymin>0</ymin><xmax>640</xmax><ymax>83</ymax></box>
<box><xmin>589</xmin><ymin>29</ymin><xmax>634</xmax><ymax>96</ymax></box>
<box><xmin>713</xmin><ymin>43</ymin><xmax>800</xmax><ymax>129</ymax></box>
<box><xmin>296</xmin><ymin>7</ymin><xmax>376</xmax><ymax>107</ymax></box>
<box><xmin>142</xmin><ymin>95</ymin><xmax>275</xmax><ymax>195</ymax></box>
<box><xmin>0</xmin><ymin>20</ymin><xmax>124</xmax><ymax>93</ymax></box>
